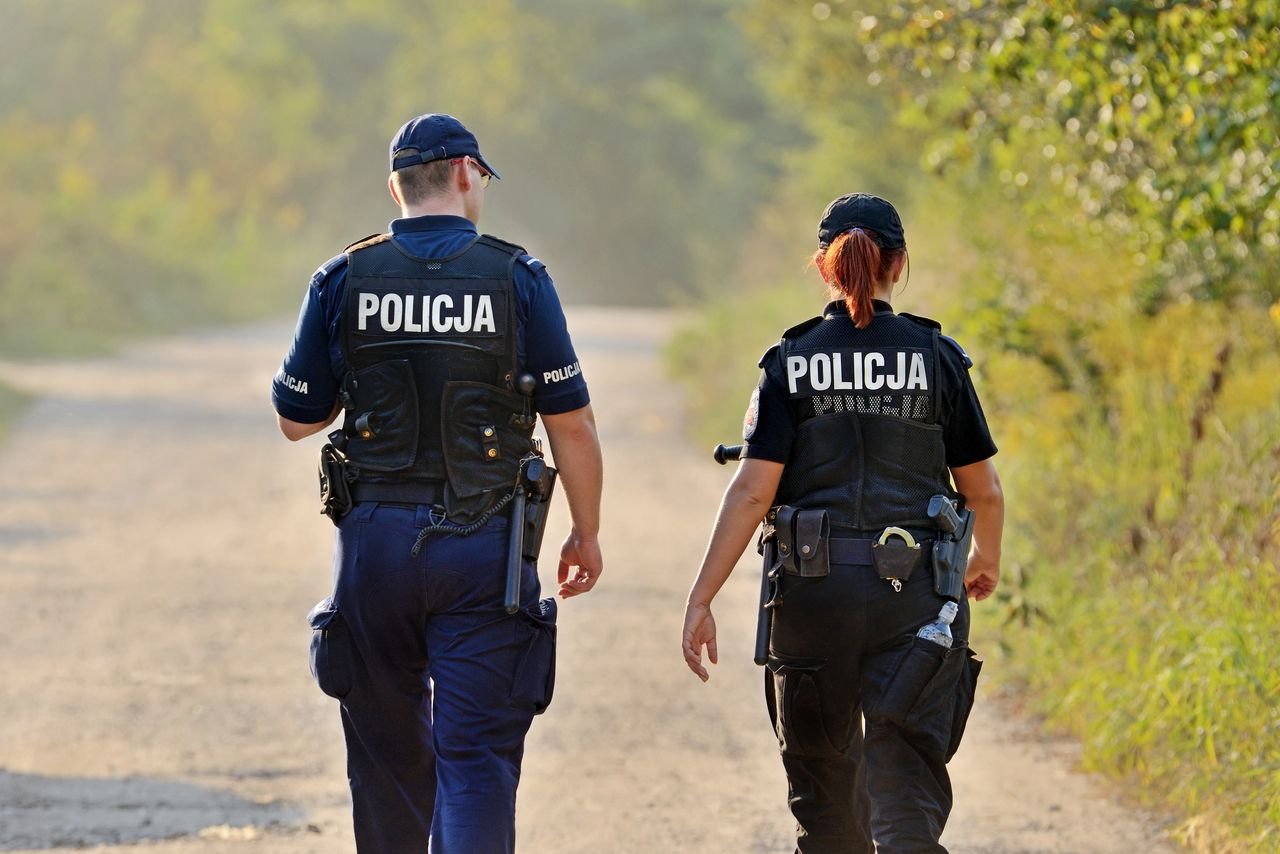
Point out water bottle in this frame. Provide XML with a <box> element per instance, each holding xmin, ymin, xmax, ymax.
<box><xmin>916</xmin><ymin>601</ymin><xmax>959</xmax><ymax>649</ymax></box>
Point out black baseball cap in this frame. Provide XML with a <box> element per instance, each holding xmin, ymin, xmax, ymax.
<box><xmin>388</xmin><ymin>113</ymin><xmax>501</xmax><ymax>179</ymax></box>
<box><xmin>817</xmin><ymin>193</ymin><xmax>905</xmax><ymax>250</ymax></box>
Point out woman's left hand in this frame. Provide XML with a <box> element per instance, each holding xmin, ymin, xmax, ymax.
<box><xmin>682</xmin><ymin>602</ymin><xmax>718</xmax><ymax>682</ymax></box>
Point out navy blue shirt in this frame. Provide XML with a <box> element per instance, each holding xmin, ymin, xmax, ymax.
<box><xmin>743</xmin><ymin>300</ymin><xmax>997</xmax><ymax>468</ymax></box>
<box><xmin>272</xmin><ymin>215</ymin><xmax>589</xmax><ymax>422</ymax></box>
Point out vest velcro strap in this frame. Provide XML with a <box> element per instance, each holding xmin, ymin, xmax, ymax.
<box><xmin>350</xmin><ymin>480</ymin><xmax>446</xmax><ymax>506</ymax></box>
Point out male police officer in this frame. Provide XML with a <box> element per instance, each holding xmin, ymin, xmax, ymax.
<box><xmin>272</xmin><ymin>114</ymin><xmax>604</xmax><ymax>852</ymax></box>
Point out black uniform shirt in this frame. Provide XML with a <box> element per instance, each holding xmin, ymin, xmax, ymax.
<box><xmin>742</xmin><ymin>299</ymin><xmax>997</xmax><ymax>468</ymax></box>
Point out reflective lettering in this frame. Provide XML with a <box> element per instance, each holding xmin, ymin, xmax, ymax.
<box><xmin>432</xmin><ymin>294</ymin><xmax>455</xmax><ymax>333</ymax></box>
<box><xmin>810</xmin><ymin>353</ymin><xmax>832</xmax><ymax>391</ymax></box>
<box><xmin>380</xmin><ymin>293</ymin><xmax>403</xmax><ymax>332</ymax></box>
<box><xmin>543</xmin><ymin>361</ymin><xmax>582</xmax><ymax>384</ymax></box>
<box><xmin>833</xmin><ymin>353</ymin><xmax>853</xmax><ymax>390</ymax></box>
<box><xmin>787</xmin><ymin>356</ymin><xmax>808</xmax><ymax>394</ymax></box>
<box><xmin>455</xmin><ymin>294</ymin><xmax>473</xmax><ymax>333</ymax></box>
<box><xmin>473</xmin><ymin>295</ymin><xmax>495</xmax><ymax>333</ymax></box>
<box><xmin>357</xmin><ymin>293</ymin><xmax>379</xmax><ymax>331</ymax></box>
<box><xmin>907</xmin><ymin>352</ymin><xmax>928</xmax><ymax>390</ymax></box>
<box><xmin>404</xmin><ymin>295</ymin><xmax>422</xmax><ymax>332</ymax></box>
<box><xmin>864</xmin><ymin>352</ymin><xmax>885</xmax><ymax>390</ymax></box>
<box><xmin>886</xmin><ymin>351</ymin><xmax>907</xmax><ymax>390</ymax></box>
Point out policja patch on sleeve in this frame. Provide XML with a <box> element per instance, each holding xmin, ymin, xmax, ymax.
<box><xmin>743</xmin><ymin>386</ymin><xmax>760</xmax><ymax>441</ymax></box>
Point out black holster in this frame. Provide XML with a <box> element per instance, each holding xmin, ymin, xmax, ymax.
<box><xmin>318</xmin><ymin>443</ymin><xmax>354</xmax><ymax>525</ymax></box>
<box><xmin>931</xmin><ymin>508</ymin><xmax>975</xmax><ymax>600</ymax></box>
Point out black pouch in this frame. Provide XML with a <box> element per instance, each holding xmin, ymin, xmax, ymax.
<box><xmin>872</xmin><ymin>527</ymin><xmax>926</xmax><ymax>583</ymax></box>
<box><xmin>308</xmin><ymin>598</ymin><xmax>353</xmax><ymax>700</ymax></box>
<box><xmin>877</xmin><ymin>636</ymin><xmax>973</xmax><ymax>762</ymax></box>
<box><xmin>510</xmin><ymin>597</ymin><xmax>557</xmax><ymax>714</ymax></box>
<box><xmin>775</xmin><ymin>507</ymin><xmax>830</xmax><ymax>577</ymax></box>
<box><xmin>441</xmin><ymin>381</ymin><xmax>534</xmax><ymax>525</ymax></box>
<box><xmin>318</xmin><ymin>444</ymin><xmax>353</xmax><ymax>525</ymax></box>
<box><xmin>945</xmin><ymin>646</ymin><xmax>982</xmax><ymax>761</ymax></box>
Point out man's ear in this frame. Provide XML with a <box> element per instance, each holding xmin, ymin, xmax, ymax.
<box><xmin>388</xmin><ymin>173</ymin><xmax>402</xmax><ymax>207</ymax></box>
<box><xmin>455</xmin><ymin>157</ymin><xmax>474</xmax><ymax>193</ymax></box>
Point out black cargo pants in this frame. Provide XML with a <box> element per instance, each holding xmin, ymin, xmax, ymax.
<box><xmin>766</xmin><ymin>560</ymin><xmax>980</xmax><ymax>854</ymax></box>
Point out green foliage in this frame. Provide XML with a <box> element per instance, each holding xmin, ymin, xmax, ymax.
<box><xmin>0</xmin><ymin>0</ymin><xmax>781</xmax><ymax>355</ymax></box>
<box><xmin>849</xmin><ymin>0</ymin><xmax>1280</xmax><ymax>306</ymax></box>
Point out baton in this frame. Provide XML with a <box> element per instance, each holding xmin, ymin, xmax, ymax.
<box><xmin>504</xmin><ymin>488</ymin><xmax>527</xmax><ymax>615</ymax></box>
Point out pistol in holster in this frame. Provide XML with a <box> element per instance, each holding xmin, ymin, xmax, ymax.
<box><xmin>318</xmin><ymin>438</ymin><xmax>356</xmax><ymax>526</ymax></box>
<box><xmin>927</xmin><ymin>495</ymin><xmax>975</xmax><ymax>601</ymax></box>
<box><xmin>754</xmin><ymin>506</ymin><xmax>830</xmax><ymax>665</ymax></box>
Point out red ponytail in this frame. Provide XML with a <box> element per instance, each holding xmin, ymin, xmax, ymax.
<box><xmin>812</xmin><ymin>228</ymin><xmax>904</xmax><ymax>328</ymax></box>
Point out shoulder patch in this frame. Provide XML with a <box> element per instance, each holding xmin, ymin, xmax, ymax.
<box><xmin>940</xmin><ymin>334</ymin><xmax>974</xmax><ymax>369</ymax></box>
<box><xmin>343</xmin><ymin>232</ymin><xmax>390</xmax><ymax>253</ymax></box>
<box><xmin>477</xmin><ymin>233</ymin><xmax>529</xmax><ymax>256</ymax></box>
<box><xmin>898</xmin><ymin>311</ymin><xmax>942</xmax><ymax>331</ymax></box>
<box><xmin>518</xmin><ymin>254</ymin><xmax>547</xmax><ymax>276</ymax></box>
<box><xmin>780</xmin><ymin>315</ymin><xmax>823</xmax><ymax>340</ymax></box>
<box><xmin>757</xmin><ymin>342</ymin><xmax>780</xmax><ymax>368</ymax></box>
<box><xmin>309</xmin><ymin>253</ymin><xmax>349</xmax><ymax>288</ymax></box>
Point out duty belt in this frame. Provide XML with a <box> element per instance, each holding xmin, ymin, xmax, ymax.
<box><xmin>350</xmin><ymin>479</ymin><xmax>446</xmax><ymax>506</ymax></box>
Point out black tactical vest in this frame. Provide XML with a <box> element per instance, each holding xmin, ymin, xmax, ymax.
<box><xmin>338</xmin><ymin>233</ymin><xmax>535</xmax><ymax>522</ymax></box>
<box><xmin>772</xmin><ymin>306</ymin><xmax>959</xmax><ymax>534</ymax></box>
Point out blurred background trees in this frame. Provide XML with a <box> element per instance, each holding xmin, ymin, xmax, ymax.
<box><xmin>0</xmin><ymin>0</ymin><xmax>781</xmax><ymax>354</ymax></box>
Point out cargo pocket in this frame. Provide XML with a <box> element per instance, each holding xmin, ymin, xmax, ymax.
<box><xmin>510</xmin><ymin>598</ymin><xmax>557</xmax><ymax>714</ymax></box>
<box><xmin>308</xmin><ymin>598</ymin><xmax>353</xmax><ymax>700</ymax></box>
<box><xmin>343</xmin><ymin>360</ymin><xmax>419</xmax><ymax>473</ymax></box>
<box><xmin>766</xmin><ymin>655</ymin><xmax>840</xmax><ymax>758</ymax></box>
<box><xmin>945</xmin><ymin>646</ymin><xmax>982</xmax><ymax>762</ymax></box>
<box><xmin>876</xmin><ymin>637</ymin><xmax>970</xmax><ymax>760</ymax></box>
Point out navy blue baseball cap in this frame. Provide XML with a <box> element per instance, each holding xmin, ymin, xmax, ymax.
<box><xmin>817</xmin><ymin>193</ymin><xmax>905</xmax><ymax>250</ymax></box>
<box><xmin>388</xmin><ymin>113</ymin><xmax>501</xmax><ymax>179</ymax></box>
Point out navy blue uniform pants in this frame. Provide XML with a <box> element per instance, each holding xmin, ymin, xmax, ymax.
<box><xmin>766</xmin><ymin>563</ymin><xmax>979</xmax><ymax>854</ymax></box>
<box><xmin>309</xmin><ymin>502</ymin><xmax>556</xmax><ymax>853</ymax></box>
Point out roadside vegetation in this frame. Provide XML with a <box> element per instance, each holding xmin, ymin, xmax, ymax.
<box><xmin>670</xmin><ymin>2</ymin><xmax>1280</xmax><ymax>848</ymax></box>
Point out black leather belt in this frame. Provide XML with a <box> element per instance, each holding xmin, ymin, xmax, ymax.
<box><xmin>350</xmin><ymin>480</ymin><xmax>446</xmax><ymax>506</ymax></box>
<box><xmin>829</xmin><ymin>538</ymin><xmax>875</xmax><ymax>566</ymax></box>
<box><xmin>828</xmin><ymin>535</ymin><xmax>936</xmax><ymax>567</ymax></box>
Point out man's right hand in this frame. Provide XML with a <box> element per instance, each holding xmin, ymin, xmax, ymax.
<box><xmin>557</xmin><ymin>530</ymin><xmax>603</xmax><ymax>598</ymax></box>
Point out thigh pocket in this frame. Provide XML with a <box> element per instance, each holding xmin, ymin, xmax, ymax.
<box><xmin>875</xmin><ymin>637</ymin><xmax>972</xmax><ymax>758</ymax></box>
<box><xmin>510</xmin><ymin>598</ymin><xmax>557</xmax><ymax>714</ymax></box>
<box><xmin>945</xmin><ymin>646</ymin><xmax>982</xmax><ymax>762</ymax></box>
<box><xmin>308</xmin><ymin>598</ymin><xmax>353</xmax><ymax>700</ymax></box>
<box><xmin>766</xmin><ymin>655</ymin><xmax>841</xmax><ymax>758</ymax></box>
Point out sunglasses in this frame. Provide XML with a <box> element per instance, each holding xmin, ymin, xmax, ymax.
<box><xmin>451</xmin><ymin>157</ymin><xmax>491</xmax><ymax>187</ymax></box>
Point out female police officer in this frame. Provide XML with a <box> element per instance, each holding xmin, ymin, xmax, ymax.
<box><xmin>682</xmin><ymin>193</ymin><xmax>1004</xmax><ymax>853</ymax></box>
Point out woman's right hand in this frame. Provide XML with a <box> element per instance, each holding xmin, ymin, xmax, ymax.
<box><xmin>964</xmin><ymin>550</ymin><xmax>1000</xmax><ymax>601</ymax></box>
<box><xmin>681</xmin><ymin>601</ymin><xmax>718</xmax><ymax>682</ymax></box>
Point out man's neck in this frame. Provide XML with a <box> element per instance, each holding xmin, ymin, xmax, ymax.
<box><xmin>399</xmin><ymin>198</ymin><xmax>472</xmax><ymax>222</ymax></box>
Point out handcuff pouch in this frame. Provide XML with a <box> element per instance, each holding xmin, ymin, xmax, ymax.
<box><xmin>872</xmin><ymin>528</ymin><xmax>925</xmax><ymax>582</ymax></box>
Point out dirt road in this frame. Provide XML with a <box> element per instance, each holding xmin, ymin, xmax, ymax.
<box><xmin>0</xmin><ymin>309</ymin><xmax>1174</xmax><ymax>852</ymax></box>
